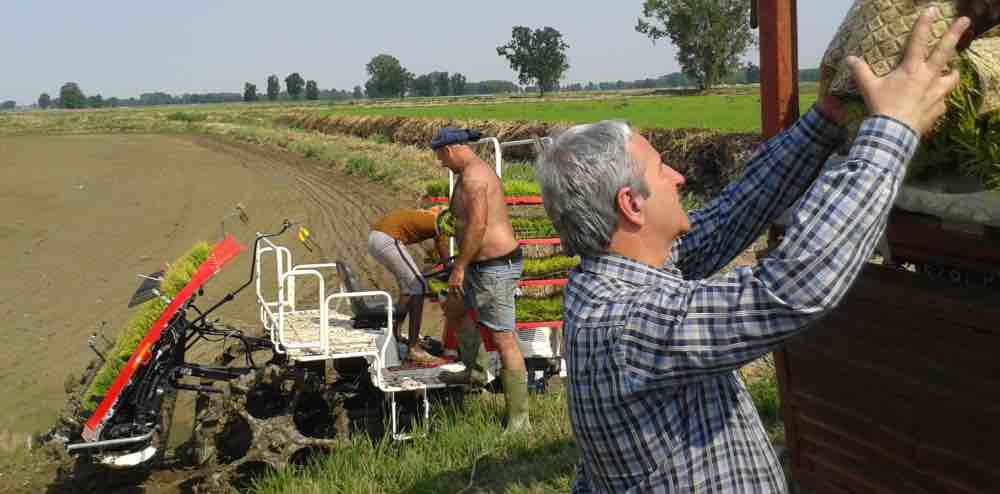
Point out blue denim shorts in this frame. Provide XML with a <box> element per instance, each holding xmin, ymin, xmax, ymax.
<box><xmin>463</xmin><ymin>257</ymin><xmax>522</xmax><ymax>333</ymax></box>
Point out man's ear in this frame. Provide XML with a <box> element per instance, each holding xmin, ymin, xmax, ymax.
<box><xmin>616</xmin><ymin>187</ymin><xmax>645</xmax><ymax>227</ymax></box>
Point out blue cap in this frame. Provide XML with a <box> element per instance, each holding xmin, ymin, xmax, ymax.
<box><xmin>431</xmin><ymin>128</ymin><xmax>483</xmax><ymax>150</ymax></box>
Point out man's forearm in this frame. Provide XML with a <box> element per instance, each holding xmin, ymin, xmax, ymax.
<box><xmin>674</xmin><ymin>106</ymin><xmax>847</xmax><ymax>279</ymax></box>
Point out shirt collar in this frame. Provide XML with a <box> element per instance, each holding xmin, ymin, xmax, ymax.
<box><xmin>578</xmin><ymin>253</ymin><xmax>683</xmax><ymax>286</ymax></box>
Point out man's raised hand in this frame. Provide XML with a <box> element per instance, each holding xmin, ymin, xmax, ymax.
<box><xmin>848</xmin><ymin>8</ymin><xmax>970</xmax><ymax>136</ymax></box>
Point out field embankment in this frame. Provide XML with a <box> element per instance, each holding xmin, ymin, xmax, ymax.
<box><xmin>323</xmin><ymin>90</ymin><xmax>816</xmax><ymax>132</ymax></box>
<box><xmin>276</xmin><ymin>113</ymin><xmax>762</xmax><ymax>198</ymax></box>
<box><xmin>1</xmin><ymin>99</ymin><xmax>769</xmax><ymax>199</ymax></box>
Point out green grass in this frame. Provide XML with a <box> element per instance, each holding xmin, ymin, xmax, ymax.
<box><xmin>252</xmin><ymin>364</ymin><xmax>786</xmax><ymax>494</ymax></box>
<box><xmin>166</xmin><ymin>111</ymin><xmax>209</xmax><ymax>123</ymax></box>
<box><xmin>215</xmin><ymin>124</ymin><xmax>432</xmax><ymax>192</ymax></box>
<box><xmin>744</xmin><ymin>358</ymin><xmax>781</xmax><ymax>426</ymax></box>
<box><xmin>81</xmin><ymin>242</ymin><xmax>211</xmax><ymax>411</ymax></box>
<box><xmin>252</xmin><ymin>390</ymin><xmax>577</xmax><ymax>494</ymax></box>
<box><xmin>324</xmin><ymin>91</ymin><xmax>818</xmax><ymax>132</ymax></box>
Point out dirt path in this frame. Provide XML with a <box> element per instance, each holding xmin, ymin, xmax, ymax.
<box><xmin>0</xmin><ymin>134</ymin><xmax>439</xmax><ymax>491</ymax></box>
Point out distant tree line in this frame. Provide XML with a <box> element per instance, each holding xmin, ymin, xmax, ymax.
<box><xmin>555</xmin><ymin>66</ymin><xmax>820</xmax><ymax>93</ymax></box>
<box><xmin>30</xmin><ymin>82</ymin><xmax>249</xmax><ymax>109</ymax></box>
<box><xmin>362</xmin><ymin>53</ymin><xmax>521</xmax><ymax>99</ymax></box>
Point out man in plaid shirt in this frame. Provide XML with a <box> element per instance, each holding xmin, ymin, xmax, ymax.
<box><xmin>535</xmin><ymin>10</ymin><xmax>969</xmax><ymax>493</ymax></box>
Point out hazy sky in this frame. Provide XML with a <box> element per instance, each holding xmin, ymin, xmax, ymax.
<box><xmin>3</xmin><ymin>1</ymin><xmax>854</xmax><ymax>105</ymax></box>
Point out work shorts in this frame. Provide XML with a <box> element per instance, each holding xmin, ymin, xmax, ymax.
<box><xmin>368</xmin><ymin>230</ymin><xmax>426</xmax><ymax>296</ymax></box>
<box><xmin>463</xmin><ymin>252</ymin><xmax>522</xmax><ymax>333</ymax></box>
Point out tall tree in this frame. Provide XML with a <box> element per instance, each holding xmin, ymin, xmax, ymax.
<box><xmin>38</xmin><ymin>93</ymin><xmax>51</xmax><ymax>109</ymax></box>
<box><xmin>352</xmin><ymin>85</ymin><xmax>364</xmax><ymax>99</ymax></box>
<box><xmin>364</xmin><ymin>54</ymin><xmax>412</xmax><ymax>99</ymax></box>
<box><xmin>305</xmin><ymin>80</ymin><xmax>319</xmax><ymax>100</ymax></box>
<box><xmin>244</xmin><ymin>82</ymin><xmax>258</xmax><ymax>102</ymax></box>
<box><xmin>431</xmin><ymin>71</ymin><xmax>450</xmax><ymax>96</ymax></box>
<box><xmin>285</xmin><ymin>72</ymin><xmax>305</xmax><ymax>100</ymax></box>
<box><xmin>496</xmin><ymin>26</ymin><xmax>569</xmax><ymax>97</ymax></box>
<box><xmin>636</xmin><ymin>0</ymin><xmax>755</xmax><ymax>91</ymax></box>
<box><xmin>59</xmin><ymin>82</ymin><xmax>86</xmax><ymax>109</ymax></box>
<box><xmin>267</xmin><ymin>75</ymin><xmax>280</xmax><ymax>101</ymax></box>
<box><xmin>450</xmin><ymin>73</ymin><xmax>467</xmax><ymax>95</ymax></box>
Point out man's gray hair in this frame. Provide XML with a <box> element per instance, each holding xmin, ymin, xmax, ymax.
<box><xmin>535</xmin><ymin>120</ymin><xmax>649</xmax><ymax>257</ymax></box>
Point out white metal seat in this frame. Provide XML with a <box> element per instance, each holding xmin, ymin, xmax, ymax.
<box><xmin>253</xmin><ymin>237</ymin><xmax>497</xmax><ymax>440</ymax></box>
<box><xmin>262</xmin><ymin>308</ymin><xmax>379</xmax><ymax>360</ymax></box>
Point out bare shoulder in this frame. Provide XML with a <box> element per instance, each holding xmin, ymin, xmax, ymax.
<box><xmin>461</xmin><ymin>163</ymin><xmax>495</xmax><ymax>190</ymax></box>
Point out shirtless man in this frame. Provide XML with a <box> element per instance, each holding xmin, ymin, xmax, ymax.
<box><xmin>431</xmin><ymin>127</ymin><xmax>530</xmax><ymax>431</ymax></box>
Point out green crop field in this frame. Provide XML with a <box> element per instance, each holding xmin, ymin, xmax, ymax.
<box><xmin>323</xmin><ymin>87</ymin><xmax>819</xmax><ymax>132</ymax></box>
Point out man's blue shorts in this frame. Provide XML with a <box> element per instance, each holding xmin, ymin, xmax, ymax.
<box><xmin>463</xmin><ymin>253</ymin><xmax>523</xmax><ymax>333</ymax></box>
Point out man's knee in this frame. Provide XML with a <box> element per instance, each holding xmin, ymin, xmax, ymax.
<box><xmin>490</xmin><ymin>330</ymin><xmax>521</xmax><ymax>352</ymax></box>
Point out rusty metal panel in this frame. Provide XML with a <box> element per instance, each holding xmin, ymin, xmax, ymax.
<box><xmin>779</xmin><ymin>264</ymin><xmax>1000</xmax><ymax>493</ymax></box>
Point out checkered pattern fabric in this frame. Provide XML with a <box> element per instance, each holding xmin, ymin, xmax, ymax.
<box><xmin>565</xmin><ymin>109</ymin><xmax>917</xmax><ymax>493</ymax></box>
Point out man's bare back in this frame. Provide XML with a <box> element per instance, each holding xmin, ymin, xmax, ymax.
<box><xmin>450</xmin><ymin>159</ymin><xmax>518</xmax><ymax>261</ymax></box>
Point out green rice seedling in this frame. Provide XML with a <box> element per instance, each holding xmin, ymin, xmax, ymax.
<box><xmin>427</xmin><ymin>256</ymin><xmax>576</xmax><ymax>295</ymax></box>
<box><xmin>523</xmin><ymin>256</ymin><xmax>579</xmax><ymax>279</ymax></box>
<box><xmin>502</xmin><ymin>162</ymin><xmax>537</xmax><ymax>181</ymax></box>
<box><xmin>427</xmin><ymin>278</ymin><xmax>448</xmax><ymax>298</ymax></box>
<box><xmin>511</xmin><ymin>217</ymin><xmax>558</xmax><ymax>239</ymax></box>
<box><xmin>522</xmin><ymin>243</ymin><xmax>563</xmax><ymax>259</ymax></box>
<box><xmin>81</xmin><ymin>242</ymin><xmax>212</xmax><ymax>411</ymax></box>
<box><xmin>424</xmin><ymin>179</ymin><xmax>541</xmax><ymax>198</ymax></box>
<box><xmin>425</xmin><ymin>180</ymin><xmax>449</xmax><ymax>197</ymax></box>
<box><xmin>520</xmin><ymin>284</ymin><xmax>564</xmax><ymax>298</ymax></box>
<box><xmin>850</xmin><ymin>60</ymin><xmax>1000</xmax><ymax>189</ymax></box>
<box><xmin>517</xmin><ymin>296</ymin><xmax>564</xmax><ymax>322</ymax></box>
<box><xmin>503</xmin><ymin>180</ymin><xmax>541</xmax><ymax>196</ymax></box>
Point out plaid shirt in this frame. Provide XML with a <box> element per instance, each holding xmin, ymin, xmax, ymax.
<box><xmin>565</xmin><ymin>109</ymin><xmax>917</xmax><ymax>493</ymax></box>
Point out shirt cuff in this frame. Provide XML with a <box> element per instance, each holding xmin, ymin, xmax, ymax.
<box><xmin>847</xmin><ymin>115</ymin><xmax>920</xmax><ymax>173</ymax></box>
<box><xmin>799</xmin><ymin>106</ymin><xmax>848</xmax><ymax>149</ymax></box>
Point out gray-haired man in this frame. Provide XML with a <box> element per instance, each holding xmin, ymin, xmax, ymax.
<box><xmin>536</xmin><ymin>11</ymin><xmax>968</xmax><ymax>493</ymax></box>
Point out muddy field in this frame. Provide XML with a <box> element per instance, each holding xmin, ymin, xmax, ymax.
<box><xmin>0</xmin><ymin>134</ymin><xmax>442</xmax><ymax>491</ymax></box>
